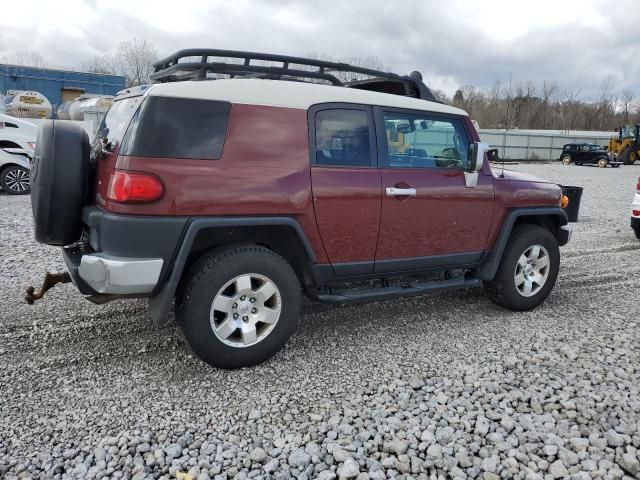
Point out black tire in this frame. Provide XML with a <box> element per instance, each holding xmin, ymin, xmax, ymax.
<box><xmin>0</xmin><ymin>165</ymin><xmax>30</xmax><ymax>195</ymax></box>
<box><xmin>483</xmin><ymin>225</ymin><xmax>560</xmax><ymax>311</ymax></box>
<box><xmin>621</xmin><ymin>147</ymin><xmax>637</xmax><ymax>165</ymax></box>
<box><xmin>176</xmin><ymin>245</ymin><xmax>301</xmax><ymax>369</ymax></box>
<box><xmin>597</xmin><ymin>157</ymin><xmax>608</xmax><ymax>168</ymax></box>
<box><xmin>561</xmin><ymin>155</ymin><xmax>571</xmax><ymax>165</ymax></box>
<box><xmin>31</xmin><ymin>121</ymin><xmax>90</xmax><ymax>246</ymax></box>
<box><xmin>634</xmin><ymin>226</ymin><xmax>640</xmax><ymax>240</ymax></box>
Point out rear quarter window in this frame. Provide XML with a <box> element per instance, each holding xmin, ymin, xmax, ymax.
<box><xmin>121</xmin><ymin>97</ymin><xmax>231</xmax><ymax>160</ymax></box>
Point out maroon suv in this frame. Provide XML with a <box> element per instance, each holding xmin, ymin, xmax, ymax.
<box><xmin>29</xmin><ymin>49</ymin><xmax>571</xmax><ymax>368</ymax></box>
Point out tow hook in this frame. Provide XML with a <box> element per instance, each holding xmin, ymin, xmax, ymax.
<box><xmin>25</xmin><ymin>272</ymin><xmax>72</xmax><ymax>305</ymax></box>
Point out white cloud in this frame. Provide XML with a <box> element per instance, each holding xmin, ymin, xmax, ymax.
<box><xmin>0</xmin><ymin>0</ymin><xmax>638</xmax><ymax>98</ymax></box>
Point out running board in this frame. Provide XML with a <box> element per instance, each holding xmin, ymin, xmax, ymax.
<box><xmin>313</xmin><ymin>277</ymin><xmax>481</xmax><ymax>305</ymax></box>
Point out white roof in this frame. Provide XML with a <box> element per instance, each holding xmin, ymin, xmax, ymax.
<box><xmin>147</xmin><ymin>78</ymin><xmax>467</xmax><ymax>116</ymax></box>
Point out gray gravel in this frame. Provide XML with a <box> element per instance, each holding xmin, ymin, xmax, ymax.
<box><xmin>1</xmin><ymin>163</ymin><xmax>639</xmax><ymax>480</ymax></box>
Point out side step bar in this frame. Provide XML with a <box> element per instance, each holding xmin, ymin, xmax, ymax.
<box><xmin>313</xmin><ymin>277</ymin><xmax>481</xmax><ymax>305</ymax></box>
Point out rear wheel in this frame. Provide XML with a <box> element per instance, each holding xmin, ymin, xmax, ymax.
<box><xmin>176</xmin><ymin>245</ymin><xmax>301</xmax><ymax>369</ymax></box>
<box><xmin>597</xmin><ymin>157</ymin><xmax>608</xmax><ymax>168</ymax></box>
<box><xmin>0</xmin><ymin>165</ymin><xmax>30</xmax><ymax>195</ymax></box>
<box><xmin>561</xmin><ymin>155</ymin><xmax>572</xmax><ymax>165</ymax></box>
<box><xmin>484</xmin><ymin>225</ymin><xmax>560</xmax><ymax>311</ymax></box>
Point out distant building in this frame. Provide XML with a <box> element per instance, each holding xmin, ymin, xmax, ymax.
<box><xmin>0</xmin><ymin>64</ymin><xmax>125</xmax><ymax>109</ymax></box>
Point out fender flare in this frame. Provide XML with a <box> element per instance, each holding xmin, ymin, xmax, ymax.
<box><xmin>474</xmin><ymin>207</ymin><xmax>568</xmax><ymax>281</ymax></box>
<box><xmin>148</xmin><ymin>216</ymin><xmax>315</xmax><ymax>326</ymax></box>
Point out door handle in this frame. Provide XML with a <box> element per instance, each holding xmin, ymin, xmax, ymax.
<box><xmin>386</xmin><ymin>187</ymin><xmax>416</xmax><ymax>197</ymax></box>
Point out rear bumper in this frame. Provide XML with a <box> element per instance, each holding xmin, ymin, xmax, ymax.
<box><xmin>62</xmin><ymin>207</ymin><xmax>188</xmax><ymax>296</ymax></box>
<box><xmin>78</xmin><ymin>253</ymin><xmax>163</xmax><ymax>294</ymax></box>
<box><xmin>62</xmin><ymin>247</ymin><xmax>163</xmax><ymax>295</ymax></box>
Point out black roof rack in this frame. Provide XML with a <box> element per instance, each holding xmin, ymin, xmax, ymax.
<box><xmin>151</xmin><ymin>49</ymin><xmax>438</xmax><ymax>102</ymax></box>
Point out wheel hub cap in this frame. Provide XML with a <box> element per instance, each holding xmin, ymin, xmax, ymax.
<box><xmin>514</xmin><ymin>244</ymin><xmax>550</xmax><ymax>297</ymax></box>
<box><xmin>4</xmin><ymin>168</ymin><xmax>30</xmax><ymax>192</ymax></box>
<box><xmin>210</xmin><ymin>273</ymin><xmax>282</xmax><ymax>348</ymax></box>
<box><xmin>236</xmin><ymin>300</ymin><xmax>252</xmax><ymax>316</ymax></box>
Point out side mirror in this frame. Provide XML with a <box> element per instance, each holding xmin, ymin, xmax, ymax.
<box><xmin>486</xmin><ymin>148</ymin><xmax>500</xmax><ymax>162</ymax></box>
<box><xmin>468</xmin><ymin>141</ymin><xmax>489</xmax><ymax>172</ymax></box>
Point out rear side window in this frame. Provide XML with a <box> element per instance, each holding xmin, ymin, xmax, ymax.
<box><xmin>96</xmin><ymin>96</ymin><xmax>144</xmax><ymax>152</ymax></box>
<box><xmin>121</xmin><ymin>97</ymin><xmax>230</xmax><ymax>160</ymax></box>
<box><xmin>314</xmin><ymin>109</ymin><xmax>372</xmax><ymax>167</ymax></box>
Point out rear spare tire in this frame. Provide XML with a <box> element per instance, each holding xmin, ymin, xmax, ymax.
<box><xmin>31</xmin><ymin>121</ymin><xmax>90</xmax><ymax>246</ymax></box>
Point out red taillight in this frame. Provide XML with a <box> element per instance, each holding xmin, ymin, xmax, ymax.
<box><xmin>107</xmin><ymin>170</ymin><xmax>164</xmax><ymax>203</ymax></box>
<box><xmin>633</xmin><ymin>210</ymin><xmax>640</xmax><ymax>216</ymax></box>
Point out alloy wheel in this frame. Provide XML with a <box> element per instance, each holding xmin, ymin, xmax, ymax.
<box><xmin>514</xmin><ymin>245</ymin><xmax>550</xmax><ymax>297</ymax></box>
<box><xmin>3</xmin><ymin>167</ymin><xmax>30</xmax><ymax>193</ymax></box>
<box><xmin>209</xmin><ymin>273</ymin><xmax>282</xmax><ymax>347</ymax></box>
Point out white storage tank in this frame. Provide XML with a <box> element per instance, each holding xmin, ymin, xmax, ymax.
<box><xmin>3</xmin><ymin>90</ymin><xmax>52</xmax><ymax>119</ymax></box>
<box><xmin>57</xmin><ymin>95</ymin><xmax>114</xmax><ymax>122</ymax></box>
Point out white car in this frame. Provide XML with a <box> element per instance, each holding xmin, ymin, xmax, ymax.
<box><xmin>0</xmin><ymin>147</ymin><xmax>31</xmax><ymax>194</ymax></box>
<box><xmin>632</xmin><ymin>176</ymin><xmax>640</xmax><ymax>240</ymax></box>
<box><xmin>0</xmin><ymin>113</ymin><xmax>38</xmax><ymax>155</ymax></box>
<box><xmin>0</xmin><ymin>113</ymin><xmax>37</xmax><ymax>194</ymax></box>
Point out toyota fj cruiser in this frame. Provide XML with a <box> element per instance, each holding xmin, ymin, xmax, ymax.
<box><xmin>29</xmin><ymin>49</ymin><xmax>571</xmax><ymax>368</ymax></box>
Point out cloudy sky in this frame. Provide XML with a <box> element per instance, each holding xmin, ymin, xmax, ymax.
<box><xmin>1</xmin><ymin>0</ymin><xmax>638</xmax><ymax>99</ymax></box>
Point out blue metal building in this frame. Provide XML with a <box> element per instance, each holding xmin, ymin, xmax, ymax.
<box><xmin>0</xmin><ymin>64</ymin><xmax>126</xmax><ymax>109</ymax></box>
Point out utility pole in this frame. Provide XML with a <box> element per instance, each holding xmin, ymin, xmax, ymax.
<box><xmin>505</xmin><ymin>71</ymin><xmax>512</xmax><ymax>131</ymax></box>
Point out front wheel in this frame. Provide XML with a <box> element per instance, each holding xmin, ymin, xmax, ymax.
<box><xmin>597</xmin><ymin>157</ymin><xmax>608</xmax><ymax>168</ymax></box>
<box><xmin>0</xmin><ymin>165</ymin><xmax>30</xmax><ymax>195</ymax></box>
<box><xmin>484</xmin><ymin>225</ymin><xmax>560</xmax><ymax>311</ymax></box>
<box><xmin>176</xmin><ymin>245</ymin><xmax>301</xmax><ymax>368</ymax></box>
<box><xmin>561</xmin><ymin>155</ymin><xmax>572</xmax><ymax>165</ymax></box>
<box><xmin>621</xmin><ymin>147</ymin><xmax>637</xmax><ymax>165</ymax></box>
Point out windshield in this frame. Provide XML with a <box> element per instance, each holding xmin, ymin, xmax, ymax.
<box><xmin>621</xmin><ymin>126</ymin><xmax>636</xmax><ymax>138</ymax></box>
<box><xmin>95</xmin><ymin>96</ymin><xmax>143</xmax><ymax>151</ymax></box>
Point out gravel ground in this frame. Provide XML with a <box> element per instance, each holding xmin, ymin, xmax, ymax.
<box><xmin>1</xmin><ymin>163</ymin><xmax>639</xmax><ymax>480</ymax></box>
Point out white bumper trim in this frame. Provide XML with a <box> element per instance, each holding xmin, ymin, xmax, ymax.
<box><xmin>78</xmin><ymin>254</ymin><xmax>163</xmax><ymax>294</ymax></box>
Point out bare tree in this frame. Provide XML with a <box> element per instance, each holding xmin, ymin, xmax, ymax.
<box><xmin>306</xmin><ymin>52</ymin><xmax>388</xmax><ymax>83</ymax></box>
<box><xmin>1</xmin><ymin>50</ymin><xmax>48</xmax><ymax>68</ymax></box>
<box><xmin>620</xmin><ymin>90</ymin><xmax>634</xmax><ymax>124</ymax></box>
<box><xmin>83</xmin><ymin>39</ymin><xmax>158</xmax><ymax>86</ymax></box>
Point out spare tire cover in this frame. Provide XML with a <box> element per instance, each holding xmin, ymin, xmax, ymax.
<box><xmin>31</xmin><ymin>121</ymin><xmax>90</xmax><ymax>246</ymax></box>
